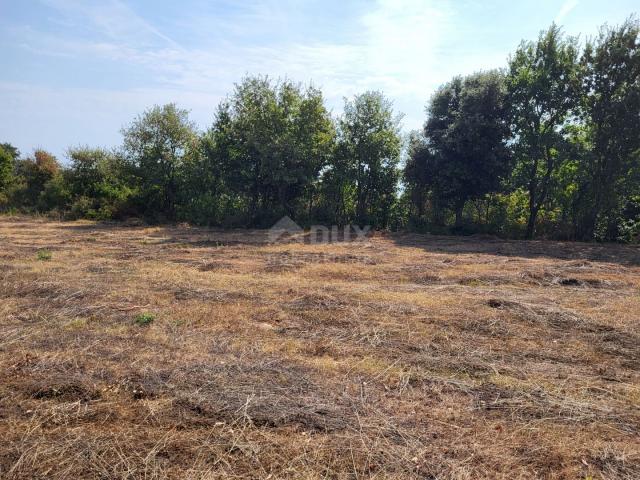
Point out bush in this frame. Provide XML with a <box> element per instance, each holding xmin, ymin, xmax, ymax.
<box><xmin>618</xmin><ymin>218</ymin><xmax>640</xmax><ymax>243</ymax></box>
<box><xmin>134</xmin><ymin>312</ymin><xmax>155</xmax><ymax>326</ymax></box>
<box><xmin>37</xmin><ymin>249</ymin><xmax>52</xmax><ymax>261</ymax></box>
<box><xmin>39</xmin><ymin>174</ymin><xmax>71</xmax><ymax>211</ymax></box>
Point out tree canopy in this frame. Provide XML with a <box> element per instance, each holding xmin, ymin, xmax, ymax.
<box><xmin>1</xmin><ymin>16</ymin><xmax>639</xmax><ymax>242</ymax></box>
<box><xmin>412</xmin><ymin>70</ymin><xmax>511</xmax><ymax>227</ymax></box>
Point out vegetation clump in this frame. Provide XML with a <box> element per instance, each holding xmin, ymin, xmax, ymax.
<box><xmin>134</xmin><ymin>312</ymin><xmax>155</xmax><ymax>326</ymax></box>
<box><xmin>36</xmin><ymin>249</ymin><xmax>52</xmax><ymax>261</ymax></box>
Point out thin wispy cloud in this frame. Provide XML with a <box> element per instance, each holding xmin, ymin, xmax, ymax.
<box><xmin>1</xmin><ymin>0</ymin><xmax>636</xmax><ymax>159</ymax></box>
<box><xmin>28</xmin><ymin>0</ymin><xmax>454</xmax><ymax>98</ymax></box>
<box><xmin>7</xmin><ymin>0</ymin><xmax>463</xmax><ymax>132</ymax></box>
<box><xmin>42</xmin><ymin>0</ymin><xmax>180</xmax><ymax>47</ymax></box>
<box><xmin>556</xmin><ymin>0</ymin><xmax>580</xmax><ymax>23</ymax></box>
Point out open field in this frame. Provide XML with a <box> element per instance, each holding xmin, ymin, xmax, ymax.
<box><xmin>0</xmin><ymin>217</ymin><xmax>639</xmax><ymax>479</ymax></box>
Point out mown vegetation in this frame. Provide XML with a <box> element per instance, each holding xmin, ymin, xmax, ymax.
<box><xmin>1</xmin><ymin>19</ymin><xmax>639</xmax><ymax>241</ymax></box>
<box><xmin>1</xmin><ymin>217</ymin><xmax>639</xmax><ymax>478</ymax></box>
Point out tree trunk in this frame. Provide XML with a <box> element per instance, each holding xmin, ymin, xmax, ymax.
<box><xmin>454</xmin><ymin>202</ymin><xmax>464</xmax><ymax>228</ymax></box>
<box><xmin>525</xmin><ymin>207</ymin><xmax>537</xmax><ymax>240</ymax></box>
<box><xmin>416</xmin><ymin>191</ymin><xmax>424</xmax><ymax>219</ymax></box>
<box><xmin>525</xmin><ymin>154</ymin><xmax>540</xmax><ymax>240</ymax></box>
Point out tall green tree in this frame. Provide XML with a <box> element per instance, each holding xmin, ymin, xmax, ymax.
<box><xmin>0</xmin><ymin>143</ymin><xmax>20</xmax><ymax>206</ymax></box>
<box><xmin>210</xmin><ymin>76</ymin><xmax>335</xmax><ymax>225</ymax></box>
<box><xmin>176</xmin><ymin>131</ymin><xmax>226</xmax><ymax>225</ymax></box>
<box><xmin>122</xmin><ymin>104</ymin><xmax>197</xmax><ymax>220</ymax></box>
<box><xmin>329</xmin><ymin>91</ymin><xmax>402</xmax><ymax>228</ymax></box>
<box><xmin>403</xmin><ymin>131</ymin><xmax>433</xmax><ymax>221</ymax></box>
<box><xmin>0</xmin><ymin>145</ymin><xmax>14</xmax><ymax>196</ymax></box>
<box><xmin>416</xmin><ymin>70</ymin><xmax>512</xmax><ymax>227</ymax></box>
<box><xmin>577</xmin><ymin>17</ymin><xmax>640</xmax><ymax>240</ymax></box>
<box><xmin>507</xmin><ymin>24</ymin><xmax>581</xmax><ymax>238</ymax></box>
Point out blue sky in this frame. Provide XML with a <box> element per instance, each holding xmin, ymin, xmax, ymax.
<box><xmin>1</xmin><ymin>0</ymin><xmax>638</xmax><ymax>161</ymax></box>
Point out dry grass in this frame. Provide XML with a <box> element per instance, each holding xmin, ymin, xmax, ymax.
<box><xmin>0</xmin><ymin>217</ymin><xmax>639</xmax><ymax>479</ymax></box>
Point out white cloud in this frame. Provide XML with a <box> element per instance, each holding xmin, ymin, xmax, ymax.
<box><xmin>6</xmin><ymin>0</ymin><xmax>515</xmax><ymax>156</ymax></box>
<box><xmin>41</xmin><ymin>0</ymin><xmax>179</xmax><ymax>47</ymax></box>
<box><xmin>555</xmin><ymin>0</ymin><xmax>579</xmax><ymax>24</ymax></box>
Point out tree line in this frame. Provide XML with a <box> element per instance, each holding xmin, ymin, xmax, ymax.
<box><xmin>1</xmin><ymin>18</ymin><xmax>638</xmax><ymax>242</ymax></box>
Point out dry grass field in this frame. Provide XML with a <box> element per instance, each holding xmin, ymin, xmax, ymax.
<box><xmin>1</xmin><ymin>217</ymin><xmax>639</xmax><ymax>479</ymax></box>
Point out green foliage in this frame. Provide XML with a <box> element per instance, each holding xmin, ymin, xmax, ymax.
<box><xmin>37</xmin><ymin>249</ymin><xmax>52</xmax><ymax>261</ymax></box>
<box><xmin>507</xmin><ymin>24</ymin><xmax>582</xmax><ymax>238</ymax></box>
<box><xmin>0</xmin><ymin>143</ymin><xmax>20</xmax><ymax>161</ymax></box>
<box><xmin>0</xmin><ymin>146</ymin><xmax>14</xmax><ymax>207</ymax></box>
<box><xmin>11</xmin><ymin>150</ymin><xmax>63</xmax><ymax>211</ymax></box>
<box><xmin>576</xmin><ymin>17</ymin><xmax>640</xmax><ymax>240</ymax></box>
<box><xmin>39</xmin><ymin>172</ymin><xmax>71</xmax><ymax>212</ymax></box>
<box><xmin>134</xmin><ymin>312</ymin><xmax>155</xmax><ymax>326</ymax></box>
<box><xmin>2</xmin><ymin>16</ymin><xmax>639</xmax><ymax>243</ymax></box>
<box><xmin>122</xmin><ymin>104</ymin><xmax>197</xmax><ymax>220</ymax></box>
<box><xmin>322</xmin><ymin>91</ymin><xmax>401</xmax><ymax>228</ymax></box>
<box><xmin>0</xmin><ymin>146</ymin><xmax>13</xmax><ymax>190</ymax></box>
<box><xmin>617</xmin><ymin>196</ymin><xmax>640</xmax><ymax>243</ymax></box>
<box><xmin>206</xmin><ymin>76</ymin><xmax>335</xmax><ymax>226</ymax></box>
<box><xmin>410</xmin><ymin>70</ymin><xmax>512</xmax><ymax>228</ymax></box>
<box><xmin>66</xmin><ymin>147</ymin><xmax>135</xmax><ymax>219</ymax></box>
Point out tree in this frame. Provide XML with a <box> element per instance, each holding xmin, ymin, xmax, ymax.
<box><xmin>0</xmin><ymin>143</ymin><xmax>20</xmax><ymax>208</ymax></box>
<box><xmin>0</xmin><ymin>145</ymin><xmax>14</xmax><ymax>195</ymax></box>
<box><xmin>0</xmin><ymin>143</ymin><xmax>19</xmax><ymax>162</ymax></box>
<box><xmin>122</xmin><ymin>104</ymin><xmax>197</xmax><ymax>220</ymax></box>
<box><xmin>175</xmin><ymin>131</ymin><xmax>224</xmax><ymax>225</ymax></box>
<box><xmin>507</xmin><ymin>24</ymin><xmax>581</xmax><ymax>238</ymax></box>
<box><xmin>418</xmin><ymin>70</ymin><xmax>512</xmax><ymax>227</ymax></box>
<box><xmin>66</xmin><ymin>147</ymin><xmax>134</xmax><ymax>219</ymax></box>
<box><xmin>330</xmin><ymin>91</ymin><xmax>402</xmax><ymax>228</ymax></box>
<box><xmin>39</xmin><ymin>171</ymin><xmax>70</xmax><ymax>212</ymax></box>
<box><xmin>577</xmin><ymin>17</ymin><xmax>640</xmax><ymax>240</ymax></box>
<box><xmin>14</xmin><ymin>149</ymin><xmax>62</xmax><ymax>209</ymax></box>
<box><xmin>403</xmin><ymin>131</ymin><xmax>433</xmax><ymax>221</ymax></box>
<box><xmin>209</xmin><ymin>76</ymin><xmax>335</xmax><ymax>225</ymax></box>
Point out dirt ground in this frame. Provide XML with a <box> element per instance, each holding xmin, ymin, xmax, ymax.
<box><xmin>0</xmin><ymin>216</ymin><xmax>639</xmax><ymax>479</ymax></box>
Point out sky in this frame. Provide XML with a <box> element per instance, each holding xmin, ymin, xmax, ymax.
<box><xmin>1</xmin><ymin>0</ymin><xmax>638</xmax><ymax>161</ymax></box>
